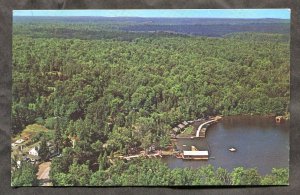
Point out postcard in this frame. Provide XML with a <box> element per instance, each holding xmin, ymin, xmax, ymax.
<box><xmin>11</xmin><ymin>9</ymin><xmax>290</xmax><ymax>186</ymax></box>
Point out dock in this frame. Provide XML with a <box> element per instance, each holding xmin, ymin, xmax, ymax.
<box><xmin>196</xmin><ymin>116</ymin><xmax>222</xmax><ymax>138</ymax></box>
<box><xmin>120</xmin><ymin>152</ymin><xmax>163</xmax><ymax>161</ymax></box>
<box><xmin>182</xmin><ymin>150</ymin><xmax>209</xmax><ymax>160</ymax></box>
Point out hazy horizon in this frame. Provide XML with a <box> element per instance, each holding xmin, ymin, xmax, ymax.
<box><xmin>13</xmin><ymin>15</ymin><xmax>290</xmax><ymax>20</ymax></box>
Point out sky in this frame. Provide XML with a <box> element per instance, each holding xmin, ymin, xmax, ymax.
<box><xmin>13</xmin><ymin>9</ymin><xmax>290</xmax><ymax>19</ymax></box>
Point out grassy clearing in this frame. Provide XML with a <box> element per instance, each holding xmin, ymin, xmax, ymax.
<box><xmin>180</xmin><ymin>126</ymin><xmax>195</xmax><ymax>136</ymax></box>
<box><xmin>12</xmin><ymin>124</ymin><xmax>50</xmax><ymax>142</ymax></box>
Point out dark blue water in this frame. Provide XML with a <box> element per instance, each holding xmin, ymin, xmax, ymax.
<box><xmin>161</xmin><ymin>116</ymin><xmax>289</xmax><ymax>175</ymax></box>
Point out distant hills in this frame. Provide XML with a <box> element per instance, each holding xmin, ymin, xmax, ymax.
<box><xmin>13</xmin><ymin>16</ymin><xmax>290</xmax><ymax>25</ymax></box>
<box><xmin>13</xmin><ymin>16</ymin><xmax>290</xmax><ymax>38</ymax></box>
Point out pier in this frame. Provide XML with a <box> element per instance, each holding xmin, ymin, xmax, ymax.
<box><xmin>120</xmin><ymin>152</ymin><xmax>163</xmax><ymax>161</ymax></box>
<box><xmin>196</xmin><ymin>120</ymin><xmax>216</xmax><ymax>138</ymax></box>
<box><xmin>196</xmin><ymin>116</ymin><xmax>222</xmax><ymax>138</ymax></box>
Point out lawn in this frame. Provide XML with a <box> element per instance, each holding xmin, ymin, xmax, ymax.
<box><xmin>12</xmin><ymin>124</ymin><xmax>50</xmax><ymax>143</ymax></box>
<box><xmin>180</xmin><ymin>126</ymin><xmax>195</xmax><ymax>136</ymax></box>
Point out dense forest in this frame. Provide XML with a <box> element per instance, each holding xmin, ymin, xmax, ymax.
<box><xmin>121</xmin><ymin>23</ymin><xmax>289</xmax><ymax>37</ymax></box>
<box><xmin>12</xmin><ymin>17</ymin><xmax>290</xmax><ymax>186</ymax></box>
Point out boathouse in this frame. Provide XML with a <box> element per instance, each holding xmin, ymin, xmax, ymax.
<box><xmin>182</xmin><ymin>150</ymin><xmax>209</xmax><ymax>160</ymax></box>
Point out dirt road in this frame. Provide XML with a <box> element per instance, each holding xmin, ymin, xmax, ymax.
<box><xmin>37</xmin><ymin>161</ymin><xmax>52</xmax><ymax>186</ymax></box>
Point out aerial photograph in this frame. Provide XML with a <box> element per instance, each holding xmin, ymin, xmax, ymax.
<box><xmin>11</xmin><ymin>9</ymin><xmax>290</xmax><ymax>186</ymax></box>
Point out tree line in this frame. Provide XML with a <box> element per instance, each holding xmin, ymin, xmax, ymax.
<box><xmin>12</xmin><ymin>158</ymin><xmax>288</xmax><ymax>186</ymax></box>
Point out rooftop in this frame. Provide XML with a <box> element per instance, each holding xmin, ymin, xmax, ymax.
<box><xmin>183</xmin><ymin>150</ymin><xmax>209</xmax><ymax>156</ymax></box>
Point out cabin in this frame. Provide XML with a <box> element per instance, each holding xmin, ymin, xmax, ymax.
<box><xmin>28</xmin><ymin>146</ymin><xmax>41</xmax><ymax>162</ymax></box>
<box><xmin>183</xmin><ymin>121</ymin><xmax>189</xmax><ymax>126</ymax></box>
<box><xmin>28</xmin><ymin>146</ymin><xmax>39</xmax><ymax>156</ymax></box>
<box><xmin>182</xmin><ymin>150</ymin><xmax>209</xmax><ymax>160</ymax></box>
<box><xmin>172</xmin><ymin>127</ymin><xmax>180</xmax><ymax>133</ymax></box>
<box><xmin>275</xmin><ymin>116</ymin><xmax>284</xmax><ymax>123</ymax></box>
<box><xmin>178</xmin><ymin>124</ymin><xmax>185</xmax><ymax>129</ymax></box>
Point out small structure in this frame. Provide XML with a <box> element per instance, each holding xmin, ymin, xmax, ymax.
<box><xmin>183</xmin><ymin>121</ymin><xmax>189</xmax><ymax>126</ymax></box>
<box><xmin>275</xmin><ymin>116</ymin><xmax>284</xmax><ymax>123</ymax></box>
<box><xmin>28</xmin><ymin>146</ymin><xmax>39</xmax><ymax>156</ymax></box>
<box><xmin>15</xmin><ymin>139</ymin><xmax>25</xmax><ymax>144</ymax></box>
<box><xmin>28</xmin><ymin>146</ymin><xmax>41</xmax><ymax>162</ymax></box>
<box><xmin>178</xmin><ymin>124</ymin><xmax>185</xmax><ymax>129</ymax></box>
<box><xmin>17</xmin><ymin>160</ymin><xmax>21</xmax><ymax>168</ymax></box>
<box><xmin>191</xmin><ymin>146</ymin><xmax>198</xmax><ymax>151</ymax></box>
<box><xmin>172</xmin><ymin>127</ymin><xmax>180</xmax><ymax>133</ymax></box>
<box><xmin>182</xmin><ymin>151</ymin><xmax>209</xmax><ymax>160</ymax></box>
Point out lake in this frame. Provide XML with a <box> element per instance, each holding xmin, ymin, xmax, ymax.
<box><xmin>161</xmin><ymin>116</ymin><xmax>289</xmax><ymax>175</ymax></box>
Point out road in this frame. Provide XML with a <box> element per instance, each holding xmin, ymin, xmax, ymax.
<box><xmin>37</xmin><ymin>161</ymin><xmax>52</xmax><ymax>186</ymax></box>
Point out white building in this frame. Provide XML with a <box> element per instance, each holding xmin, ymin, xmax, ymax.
<box><xmin>17</xmin><ymin>160</ymin><xmax>21</xmax><ymax>168</ymax></box>
<box><xmin>182</xmin><ymin>150</ymin><xmax>209</xmax><ymax>160</ymax></box>
<box><xmin>28</xmin><ymin>146</ymin><xmax>39</xmax><ymax>156</ymax></box>
<box><xmin>28</xmin><ymin>146</ymin><xmax>41</xmax><ymax>163</ymax></box>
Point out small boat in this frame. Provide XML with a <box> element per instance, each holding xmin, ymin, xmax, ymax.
<box><xmin>229</xmin><ymin>147</ymin><xmax>237</xmax><ymax>152</ymax></box>
<box><xmin>175</xmin><ymin>153</ymin><xmax>183</xmax><ymax>159</ymax></box>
